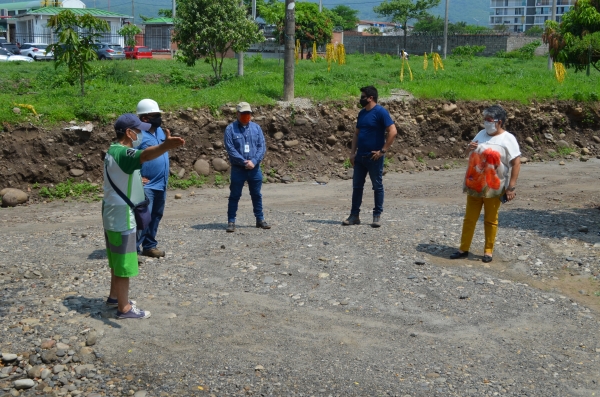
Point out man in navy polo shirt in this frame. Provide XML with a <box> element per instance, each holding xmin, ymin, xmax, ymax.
<box><xmin>224</xmin><ymin>102</ymin><xmax>270</xmax><ymax>233</ymax></box>
<box><xmin>342</xmin><ymin>86</ymin><xmax>397</xmax><ymax>228</ymax></box>
<box><xmin>136</xmin><ymin>98</ymin><xmax>170</xmax><ymax>257</ymax></box>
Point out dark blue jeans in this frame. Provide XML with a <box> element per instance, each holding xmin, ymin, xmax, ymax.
<box><xmin>228</xmin><ymin>166</ymin><xmax>264</xmax><ymax>223</ymax></box>
<box><xmin>137</xmin><ymin>188</ymin><xmax>166</xmax><ymax>251</ymax></box>
<box><xmin>351</xmin><ymin>154</ymin><xmax>384</xmax><ymax>216</ymax></box>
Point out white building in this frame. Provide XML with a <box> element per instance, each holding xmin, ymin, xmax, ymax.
<box><xmin>5</xmin><ymin>1</ymin><xmax>131</xmax><ymax>45</ymax></box>
<box><xmin>489</xmin><ymin>0</ymin><xmax>575</xmax><ymax>33</ymax></box>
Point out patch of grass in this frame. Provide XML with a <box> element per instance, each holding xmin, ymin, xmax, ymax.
<box><xmin>269</xmin><ymin>168</ymin><xmax>277</xmax><ymax>177</ymax></box>
<box><xmin>168</xmin><ymin>174</ymin><xmax>207</xmax><ymax>190</ymax></box>
<box><xmin>558</xmin><ymin>147</ymin><xmax>575</xmax><ymax>156</ymax></box>
<box><xmin>288</xmin><ymin>161</ymin><xmax>296</xmax><ymax>168</ymax></box>
<box><xmin>214</xmin><ymin>173</ymin><xmax>228</xmax><ymax>187</ymax></box>
<box><xmin>343</xmin><ymin>158</ymin><xmax>352</xmax><ymax>169</ymax></box>
<box><xmin>428</xmin><ymin>151</ymin><xmax>436</xmax><ymax>159</ymax></box>
<box><xmin>417</xmin><ymin>156</ymin><xmax>425</xmax><ymax>163</ymax></box>
<box><xmin>0</xmin><ymin>55</ymin><xmax>598</xmax><ymax>126</ymax></box>
<box><xmin>39</xmin><ymin>179</ymin><xmax>101</xmax><ymax>200</ymax></box>
<box><xmin>383</xmin><ymin>157</ymin><xmax>392</xmax><ymax>168</ymax></box>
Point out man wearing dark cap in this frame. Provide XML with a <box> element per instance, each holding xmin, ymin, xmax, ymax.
<box><xmin>223</xmin><ymin>102</ymin><xmax>270</xmax><ymax>233</ymax></box>
<box><xmin>103</xmin><ymin>113</ymin><xmax>185</xmax><ymax>319</ymax></box>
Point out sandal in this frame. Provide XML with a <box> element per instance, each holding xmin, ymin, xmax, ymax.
<box><xmin>482</xmin><ymin>255</ymin><xmax>493</xmax><ymax>263</ymax></box>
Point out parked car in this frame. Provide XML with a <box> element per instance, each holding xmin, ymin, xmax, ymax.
<box><xmin>19</xmin><ymin>43</ymin><xmax>53</xmax><ymax>61</ymax></box>
<box><xmin>0</xmin><ymin>42</ymin><xmax>21</xmax><ymax>55</ymax></box>
<box><xmin>94</xmin><ymin>43</ymin><xmax>125</xmax><ymax>60</ymax></box>
<box><xmin>124</xmin><ymin>46</ymin><xmax>152</xmax><ymax>59</ymax></box>
<box><xmin>0</xmin><ymin>47</ymin><xmax>33</xmax><ymax>62</ymax></box>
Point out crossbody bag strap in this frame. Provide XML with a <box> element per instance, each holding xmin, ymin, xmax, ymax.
<box><xmin>105</xmin><ymin>163</ymin><xmax>135</xmax><ymax>209</ymax></box>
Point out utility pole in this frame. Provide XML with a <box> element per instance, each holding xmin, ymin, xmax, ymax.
<box><xmin>319</xmin><ymin>0</ymin><xmax>322</xmax><ymax>12</ymax></box>
<box><xmin>131</xmin><ymin>0</ymin><xmax>134</xmax><ymax>24</ymax></box>
<box><xmin>252</xmin><ymin>0</ymin><xmax>256</xmax><ymax>20</ymax></box>
<box><xmin>283</xmin><ymin>0</ymin><xmax>295</xmax><ymax>101</ymax></box>
<box><xmin>547</xmin><ymin>0</ymin><xmax>557</xmax><ymax>70</ymax></box>
<box><xmin>171</xmin><ymin>0</ymin><xmax>176</xmax><ymax>58</ymax></box>
<box><xmin>238</xmin><ymin>0</ymin><xmax>244</xmax><ymax>76</ymax></box>
<box><xmin>443</xmin><ymin>0</ymin><xmax>449</xmax><ymax>59</ymax></box>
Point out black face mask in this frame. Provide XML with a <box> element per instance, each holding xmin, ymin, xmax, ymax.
<box><xmin>147</xmin><ymin>115</ymin><xmax>162</xmax><ymax>129</ymax></box>
<box><xmin>359</xmin><ymin>98</ymin><xmax>369</xmax><ymax>108</ymax></box>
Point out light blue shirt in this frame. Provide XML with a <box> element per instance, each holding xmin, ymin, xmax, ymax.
<box><xmin>224</xmin><ymin>121</ymin><xmax>266</xmax><ymax>168</ymax></box>
<box><xmin>137</xmin><ymin>127</ymin><xmax>169</xmax><ymax>190</ymax></box>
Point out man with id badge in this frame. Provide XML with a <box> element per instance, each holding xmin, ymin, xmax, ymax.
<box><xmin>223</xmin><ymin>102</ymin><xmax>270</xmax><ymax>233</ymax></box>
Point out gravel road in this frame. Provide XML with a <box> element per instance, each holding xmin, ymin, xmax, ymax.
<box><xmin>1</xmin><ymin>159</ymin><xmax>600</xmax><ymax>397</ymax></box>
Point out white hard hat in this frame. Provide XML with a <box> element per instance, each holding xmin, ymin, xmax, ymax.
<box><xmin>136</xmin><ymin>99</ymin><xmax>163</xmax><ymax>115</ymax></box>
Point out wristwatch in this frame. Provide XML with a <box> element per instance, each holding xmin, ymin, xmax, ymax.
<box><xmin>507</xmin><ymin>186</ymin><xmax>516</xmax><ymax>191</ymax></box>
<box><xmin>380</xmin><ymin>149</ymin><xmax>386</xmax><ymax>154</ymax></box>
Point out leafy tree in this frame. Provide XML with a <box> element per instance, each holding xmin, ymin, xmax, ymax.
<box><xmin>173</xmin><ymin>0</ymin><xmax>264</xmax><ymax>79</ymax></box>
<box><xmin>118</xmin><ymin>24</ymin><xmax>142</xmax><ymax>69</ymax></box>
<box><xmin>543</xmin><ymin>0</ymin><xmax>600</xmax><ymax>73</ymax></box>
<box><xmin>374</xmin><ymin>0</ymin><xmax>441</xmax><ymax>49</ymax></box>
<box><xmin>413</xmin><ymin>15</ymin><xmax>491</xmax><ymax>34</ymax></box>
<box><xmin>158</xmin><ymin>8</ymin><xmax>173</xmax><ymax>18</ymax></box>
<box><xmin>364</xmin><ymin>26</ymin><xmax>383</xmax><ymax>35</ymax></box>
<box><xmin>330</xmin><ymin>5</ymin><xmax>360</xmax><ymax>31</ymax></box>
<box><xmin>47</xmin><ymin>10</ymin><xmax>109</xmax><ymax>96</ymax></box>
<box><xmin>525</xmin><ymin>25</ymin><xmax>543</xmax><ymax>36</ymax></box>
<box><xmin>259</xmin><ymin>1</ymin><xmax>334</xmax><ymax>48</ymax></box>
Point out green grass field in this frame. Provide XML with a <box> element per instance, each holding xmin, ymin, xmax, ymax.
<box><xmin>1</xmin><ymin>53</ymin><xmax>598</xmax><ymax>126</ymax></box>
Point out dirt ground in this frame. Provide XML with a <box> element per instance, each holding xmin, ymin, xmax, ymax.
<box><xmin>1</xmin><ymin>158</ymin><xmax>600</xmax><ymax>396</ymax></box>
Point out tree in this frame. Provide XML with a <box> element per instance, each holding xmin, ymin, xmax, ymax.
<box><xmin>374</xmin><ymin>0</ymin><xmax>441</xmax><ymax>49</ymax></box>
<box><xmin>118</xmin><ymin>24</ymin><xmax>142</xmax><ymax>69</ymax></box>
<box><xmin>330</xmin><ymin>5</ymin><xmax>360</xmax><ymax>31</ymax></box>
<box><xmin>158</xmin><ymin>8</ymin><xmax>173</xmax><ymax>18</ymax></box>
<box><xmin>364</xmin><ymin>26</ymin><xmax>383</xmax><ymax>35</ymax></box>
<box><xmin>173</xmin><ymin>0</ymin><xmax>264</xmax><ymax>79</ymax></box>
<box><xmin>543</xmin><ymin>0</ymin><xmax>600</xmax><ymax>73</ymax></box>
<box><xmin>47</xmin><ymin>10</ymin><xmax>109</xmax><ymax>96</ymax></box>
<box><xmin>413</xmin><ymin>15</ymin><xmax>490</xmax><ymax>34</ymax></box>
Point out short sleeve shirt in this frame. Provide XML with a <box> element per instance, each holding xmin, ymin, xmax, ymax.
<box><xmin>463</xmin><ymin>130</ymin><xmax>521</xmax><ymax>198</ymax></box>
<box><xmin>102</xmin><ymin>143</ymin><xmax>145</xmax><ymax>231</ymax></box>
<box><xmin>356</xmin><ymin>104</ymin><xmax>394</xmax><ymax>155</ymax></box>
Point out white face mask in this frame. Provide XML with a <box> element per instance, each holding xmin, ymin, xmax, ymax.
<box><xmin>129</xmin><ymin>130</ymin><xmax>143</xmax><ymax>148</ymax></box>
<box><xmin>484</xmin><ymin>121</ymin><xmax>497</xmax><ymax>135</ymax></box>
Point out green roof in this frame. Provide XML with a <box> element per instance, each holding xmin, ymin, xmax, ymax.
<box><xmin>144</xmin><ymin>17</ymin><xmax>173</xmax><ymax>24</ymax></box>
<box><xmin>0</xmin><ymin>1</ymin><xmax>40</xmax><ymax>12</ymax></box>
<box><xmin>26</xmin><ymin>7</ymin><xmax>131</xmax><ymax>18</ymax></box>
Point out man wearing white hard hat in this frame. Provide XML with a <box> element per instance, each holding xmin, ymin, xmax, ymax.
<box><xmin>135</xmin><ymin>99</ymin><xmax>170</xmax><ymax>258</ymax></box>
<box><xmin>223</xmin><ymin>102</ymin><xmax>270</xmax><ymax>233</ymax></box>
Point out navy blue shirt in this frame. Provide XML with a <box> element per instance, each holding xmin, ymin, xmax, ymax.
<box><xmin>224</xmin><ymin>121</ymin><xmax>266</xmax><ymax>168</ymax></box>
<box><xmin>356</xmin><ymin>104</ymin><xmax>394</xmax><ymax>156</ymax></box>
<box><xmin>137</xmin><ymin>127</ymin><xmax>169</xmax><ymax>190</ymax></box>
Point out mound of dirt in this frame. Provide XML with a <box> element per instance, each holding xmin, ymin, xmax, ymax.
<box><xmin>0</xmin><ymin>99</ymin><xmax>598</xmax><ymax>202</ymax></box>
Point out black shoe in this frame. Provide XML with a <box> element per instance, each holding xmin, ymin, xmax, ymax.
<box><xmin>449</xmin><ymin>251</ymin><xmax>468</xmax><ymax>259</ymax></box>
<box><xmin>226</xmin><ymin>222</ymin><xmax>235</xmax><ymax>233</ymax></box>
<box><xmin>256</xmin><ymin>220</ymin><xmax>271</xmax><ymax>229</ymax></box>
<box><xmin>482</xmin><ymin>255</ymin><xmax>493</xmax><ymax>263</ymax></box>
<box><xmin>342</xmin><ymin>214</ymin><xmax>360</xmax><ymax>226</ymax></box>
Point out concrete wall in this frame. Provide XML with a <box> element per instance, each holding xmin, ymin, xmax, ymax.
<box><xmin>343</xmin><ymin>34</ymin><xmax>545</xmax><ymax>56</ymax></box>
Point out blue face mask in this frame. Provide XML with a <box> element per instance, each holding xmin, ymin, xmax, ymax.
<box><xmin>484</xmin><ymin>121</ymin><xmax>497</xmax><ymax>135</ymax></box>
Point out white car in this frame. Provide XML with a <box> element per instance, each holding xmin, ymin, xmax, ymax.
<box><xmin>0</xmin><ymin>47</ymin><xmax>33</xmax><ymax>62</ymax></box>
<box><xmin>19</xmin><ymin>43</ymin><xmax>54</xmax><ymax>61</ymax></box>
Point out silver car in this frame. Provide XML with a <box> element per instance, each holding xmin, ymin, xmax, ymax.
<box><xmin>19</xmin><ymin>43</ymin><xmax>54</xmax><ymax>61</ymax></box>
<box><xmin>0</xmin><ymin>47</ymin><xmax>33</xmax><ymax>62</ymax></box>
<box><xmin>94</xmin><ymin>43</ymin><xmax>125</xmax><ymax>60</ymax></box>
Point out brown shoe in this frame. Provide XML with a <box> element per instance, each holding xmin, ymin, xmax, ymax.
<box><xmin>141</xmin><ymin>248</ymin><xmax>165</xmax><ymax>258</ymax></box>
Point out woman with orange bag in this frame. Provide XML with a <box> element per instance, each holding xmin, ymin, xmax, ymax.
<box><xmin>450</xmin><ymin>105</ymin><xmax>521</xmax><ymax>263</ymax></box>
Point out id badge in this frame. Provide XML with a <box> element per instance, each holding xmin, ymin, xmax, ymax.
<box><xmin>244</xmin><ymin>144</ymin><xmax>250</xmax><ymax>153</ymax></box>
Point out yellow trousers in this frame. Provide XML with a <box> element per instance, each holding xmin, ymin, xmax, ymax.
<box><xmin>459</xmin><ymin>194</ymin><xmax>501</xmax><ymax>255</ymax></box>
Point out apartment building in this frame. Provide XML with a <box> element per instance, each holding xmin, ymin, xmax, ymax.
<box><xmin>490</xmin><ymin>0</ymin><xmax>575</xmax><ymax>33</ymax></box>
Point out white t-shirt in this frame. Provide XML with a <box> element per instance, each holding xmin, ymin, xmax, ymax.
<box><xmin>463</xmin><ymin>130</ymin><xmax>521</xmax><ymax>198</ymax></box>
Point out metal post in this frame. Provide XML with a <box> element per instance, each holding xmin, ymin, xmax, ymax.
<box><xmin>283</xmin><ymin>0</ymin><xmax>295</xmax><ymax>101</ymax></box>
<box><xmin>547</xmin><ymin>0</ymin><xmax>557</xmax><ymax>70</ymax></box>
<box><xmin>171</xmin><ymin>0</ymin><xmax>176</xmax><ymax>59</ymax></box>
<box><xmin>252</xmin><ymin>0</ymin><xmax>256</xmax><ymax>20</ymax></box>
<box><xmin>319</xmin><ymin>0</ymin><xmax>322</xmax><ymax>12</ymax></box>
<box><xmin>238</xmin><ymin>0</ymin><xmax>244</xmax><ymax>76</ymax></box>
<box><xmin>443</xmin><ymin>0</ymin><xmax>449</xmax><ymax>59</ymax></box>
<box><xmin>131</xmin><ymin>0</ymin><xmax>134</xmax><ymax>24</ymax></box>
